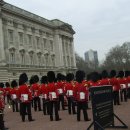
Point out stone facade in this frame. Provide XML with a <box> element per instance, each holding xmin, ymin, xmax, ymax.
<box><xmin>0</xmin><ymin>0</ymin><xmax>76</xmax><ymax>82</ymax></box>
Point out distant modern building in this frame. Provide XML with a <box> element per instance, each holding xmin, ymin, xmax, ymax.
<box><xmin>0</xmin><ymin>0</ymin><xmax>76</xmax><ymax>82</ymax></box>
<box><xmin>84</xmin><ymin>49</ymin><xmax>99</xmax><ymax>69</ymax></box>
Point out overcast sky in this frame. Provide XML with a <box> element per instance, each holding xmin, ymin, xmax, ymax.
<box><xmin>5</xmin><ymin>0</ymin><xmax>130</xmax><ymax>62</ymax></box>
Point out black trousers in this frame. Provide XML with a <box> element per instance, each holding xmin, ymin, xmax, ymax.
<box><xmin>42</xmin><ymin>99</ymin><xmax>50</xmax><ymax>115</ymax></box>
<box><xmin>7</xmin><ymin>94</ymin><xmax>11</xmax><ymax>104</ymax></box>
<box><xmin>20</xmin><ymin>102</ymin><xmax>33</xmax><ymax>121</ymax></box>
<box><xmin>58</xmin><ymin>95</ymin><xmax>65</xmax><ymax>110</ymax></box>
<box><xmin>33</xmin><ymin>97</ymin><xmax>41</xmax><ymax>111</ymax></box>
<box><xmin>120</xmin><ymin>89</ymin><xmax>127</xmax><ymax>102</ymax></box>
<box><xmin>113</xmin><ymin>91</ymin><xmax>120</xmax><ymax>105</ymax></box>
<box><xmin>12</xmin><ymin>100</ymin><xmax>19</xmax><ymax>112</ymax></box>
<box><xmin>67</xmin><ymin>97</ymin><xmax>76</xmax><ymax>114</ymax></box>
<box><xmin>77</xmin><ymin>101</ymin><xmax>89</xmax><ymax>121</ymax></box>
<box><xmin>49</xmin><ymin>100</ymin><xmax>60</xmax><ymax>121</ymax></box>
<box><xmin>0</xmin><ymin>112</ymin><xmax>5</xmax><ymax>130</ymax></box>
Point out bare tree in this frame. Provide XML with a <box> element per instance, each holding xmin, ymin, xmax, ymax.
<box><xmin>102</xmin><ymin>45</ymin><xmax>130</xmax><ymax>71</ymax></box>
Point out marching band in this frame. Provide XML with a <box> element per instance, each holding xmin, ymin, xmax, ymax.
<box><xmin>0</xmin><ymin>70</ymin><xmax>130</xmax><ymax>129</ymax></box>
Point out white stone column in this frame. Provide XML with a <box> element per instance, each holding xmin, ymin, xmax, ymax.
<box><xmin>0</xmin><ymin>7</ymin><xmax>6</xmax><ymax>66</ymax></box>
<box><xmin>54</xmin><ymin>32</ymin><xmax>64</xmax><ymax>68</ymax></box>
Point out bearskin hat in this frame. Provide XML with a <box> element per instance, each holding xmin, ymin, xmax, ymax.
<box><xmin>47</xmin><ymin>71</ymin><xmax>55</xmax><ymax>83</ymax></box>
<box><xmin>41</xmin><ymin>76</ymin><xmax>48</xmax><ymax>84</ymax></box>
<box><xmin>0</xmin><ymin>83</ymin><xmax>4</xmax><ymax>88</ymax></box>
<box><xmin>33</xmin><ymin>75</ymin><xmax>39</xmax><ymax>83</ymax></box>
<box><xmin>117</xmin><ymin>71</ymin><xmax>124</xmax><ymax>78</ymax></box>
<box><xmin>110</xmin><ymin>70</ymin><xmax>116</xmax><ymax>78</ymax></box>
<box><xmin>11</xmin><ymin>80</ymin><xmax>18</xmax><ymax>88</ymax></box>
<box><xmin>5</xmin><ymin>82</ymin><xmax>10</xmax><ymax>87</ymax></box>
<box><xmin>57</xmin><ymin>73</ymin><xmax>62</xmax><ymax>81</ymax></box>
<box><xmin>29</xmin><ymin>76</ymin><xmax>34</xmax><ymax>85</ymax></box>
<box><xmin>19</xmin><ymin>73</ymin><xmax>28</xmax><ymax>85</ymax></box>
<box><xmin>125</xmin><ymin>71</ymin><xmax>129</xmax><ymax>77</ymax></box>
<box><xmin>91</xmin><ymin>72</ymin><xmax>99</xmax><ymax>82</ymax></box>
<box><xmin>101</xmin><ymin>70</ymin><xmax>108</xmax><ymax>79</ymax></box>
<box><xmin>66</xmin><ymin>73</ymin><xmax>73</xmax><ymax>82</ymax></box>
<box><xmin>76</xmin><ymin>70</ymin><xmax>85</xmax><ymax>83</ymax></box>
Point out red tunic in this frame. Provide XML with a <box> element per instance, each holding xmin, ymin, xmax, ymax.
<box><xmin>75</xmin><ymin>82</ymin><xmax>89</xmax><ymax>102</ymax></box>
<box><xmin>4</xmin><ymin>87</ymin><xmax>12</xmax><ymax>96</ymax></box>
<box><xmin>64</xmin><ymin>82</ymin><xmax>74</xmax><ymax>97</ymax></box>
<box><xmin>117</xmin><ymin>78</ymin><xmax>127</xmax><ymax>89</ymax></box>
<box><xmin>89</xmin><ymin>81</ymin><xmax>100</xmax><ymax>87</ymax></box>
<box><xmin>126</xmin><ymin>76</ymin><xmax>130</xmax><ymax>88</ymax></box>
<box><xmin>31</xmin><ymin>83</ymin><xmax>41</xmax><ymax>97</ymax></box>
<box><xmin>10</xmin><ymin>88</ymin><xmax>19</xmax><ymax>100</ymax></box>
<box><xmin>48</xmin><ymin>82</ymin><xmax>58</xmax><ymax>100</ymax></box>
<box><xmin>18</xmin><ymin>84</ymin><xmax>32</xmax><ymax>103</ymax></box>
<box><xmin>109</xmin><ymin>77</ymin><xmax>120</xmax><ymax>91</ymax></box>
<box><xmin>56</xmin><ymin>81</ymin><xmax>64</xmax><ymax>95</ymax></box>
<box><xmin>40</xmin><ymin>84</ymin><xmax>49</xmax><ymax>99</ymax></box>
<box><xmin>100</xmin><ymin>78</ymin><xmax>110</xmax><ymax>86</ymax></box>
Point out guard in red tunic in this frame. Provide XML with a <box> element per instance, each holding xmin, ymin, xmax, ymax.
<box><xmin>100</xmin><ymin>70</ymin><xmax>110</xmax><ymax>85</ymax></box>
<box><xmin>47</xmin><ymin>71</ymin><xmax>61</xmax><ymax>121</ymax></box>
<box><xmin>56</xmin><ymin>73</ymin><xmax>65</xmax><ymax>110</ymax></box>
<box><xmin>75</xmin><ymin>70</ymin><xmax>91</xmax><ymax>121</ymax></box>
<box><xmin>117</xmin><ymin>71</ymin><xmax>127</xmax><ymax>102</ymax></box>
<box><xmin>31</xmin><ymin>75</ymin><xmax>41</xmax><ymax>111</ymax></box>
<box><xmin>40</xmin><ymin>76</ymin><xmax>49</xmax><ymax>115</ymax></box>
<box><xmin>18</xmin><ymin>73</ymin><xmax>35</xmax><ymax>122</ymax></box>
<box><xmin>0</xmin><ymin>85</ymin><xmax>8</xmax><ymax>130</ymax></box>
<box><xmin>10</xmin><ymin>80</ymin><xmax>19</xmax><ymax>112</ymax></box>
<box><xmin>109</xmin><ymin>70</ymin><xmax>120</xmax><ymax>105</ymax></box>
<box><xmin>64</xmin><ymin>73</ymin><xmax>76</xmax><ymax>115</ymax></box>
<box><xmin>89</xmin><ymin>72</ymin><xmax>101</xmax><ymax>87</ymax></box>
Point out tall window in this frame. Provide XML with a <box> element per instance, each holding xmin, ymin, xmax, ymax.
<box><xmin>20</xmin><ymin>50</ymin><xmax>25</xmax><ymax>65</ymax></box>
<box><xmin>29</xmin><ymin>52</ymin><xmax>34</xmax><ymax>65</ymax></box>
<box><xmin>50</xmin><ymin>40</ymin><xmax>53</xmax><ymax>51</ymax></box>
<box><xmin>67</xmin><ymin>56</ymin><xmax>70</xmax><ymax>66</ymax></box>
<box><xmin>36</xmin><ymin>36</ymin><xmax>40</xmax><ymax>49</ymax></box>
<box><xmin>9</xmin><ymin>49</ymin><xmax>15</xmax><ymax>64</ymax></box>
<box><xmin>18</xmin><ymin>32</ymin><xmax>23</xmax><ymax>45</ymax></box>
<box><xmin>51</xmin><ymin>55</ymin><xmax>55</xmax><ymax>66</ymax></box>
<box><xmin>37</xmin><ymin>53</ymin><xmax>42</xmax><ymax>66</ymax></box>
<box><xmin>43</xmin><ymin>38</ymin><xmax>47</xmax><ymax>49</ymax></box>
<box><xmin>63</xmin><ymin>56</ymin><xmax>66</xmax><ymax>66</ymax></box>
<box><xmin>8</xmin><ymin>30</ymin><xmax>14</xmax><ymax>44</ymax></box>
<box><xmin>44</xmin><ymin>54</ymin><xmax>49</xmax><ymax>67</ymax></box>
<box><xmin>27</xmin><ymin>34</ymin><xmax>32</xmax><ymax>47</ymax></box>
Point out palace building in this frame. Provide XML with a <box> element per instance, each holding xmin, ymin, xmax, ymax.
<box><xmin>0</xmin><ymin>0</ymin><xmax>76</xmax><ymax>82</ymax></box>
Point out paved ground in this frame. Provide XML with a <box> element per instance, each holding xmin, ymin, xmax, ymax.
<box><xmin>4</xmin><ymin>100</ymin><xmax>130</xmax><ymax>130</ymax></box>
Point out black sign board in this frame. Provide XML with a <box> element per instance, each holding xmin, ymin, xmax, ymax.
<box><xmin>90</xmin><ymin>85</ymin><xmax>114</xmax><ymax>130</ymax></box>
